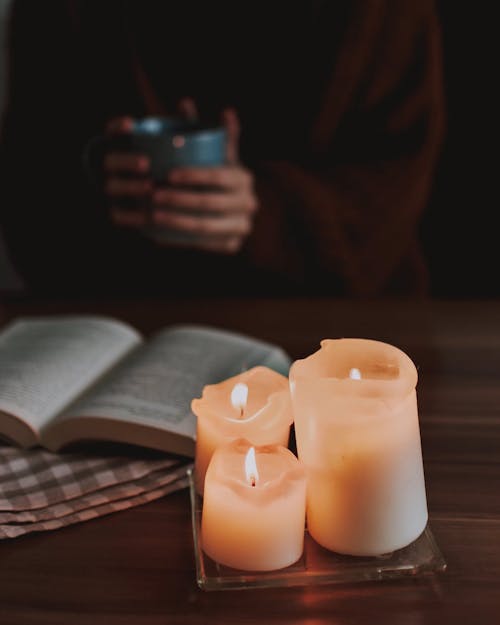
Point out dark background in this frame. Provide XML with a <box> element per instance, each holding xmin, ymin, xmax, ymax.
<box><xmin>422</xmin><ymin>2</ymin><xmax>497</xmax><ymax>298</ymax></box>
<box><xmin>0</xmin><ymin>2</ymin><xmax>497</xmax><ymax>298</ymax></box>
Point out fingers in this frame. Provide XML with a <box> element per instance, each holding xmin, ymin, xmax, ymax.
<box><xmin>106</xmin><ymin>172</ymin><xmax>151</xmax><ymax>230</ymax></box>
<box><xmin>168</xmin><ymin>166</ymin><xmax>253</xmax><ymax>191</ymax></box>
<box><xmin>222</xmin><ymin>107</ymin><xmax>240</xmax><ymax>164</ymax></box>
<box><xmin>153</xmin><ymin>188</ymin><xmax>257</xmax><ymax>214</ymax></box>
<box><xmin>107</xmin><ymin>176</ymin><xmax>150</xmax><ymax>229</ymax></box>
<box><xmin>178</xmin><ymin>97</ymin><xmax>199</xmax><ymax>122</ymax></box>
<box><xmin>111</xmin><ymin>204</ymin><xmax>248</xmax><ymax>253</ymax></box>
<box><xmin>106</xmin><ymin>116</ymin><xmax>134</xmax><ymax>135</ymax></box>
<box><xmin>103</xmin><ymin>119</ymin><xmax>150</xmax><ymax>184</ymax></box>
<box><xmin>176</xmin><ymin>100</ymin><xmax>240</xmax><ymax>165</ymax></box>
<box><xmin>153</xmin><ymin>210</ymin><xmax>252</xmax><ymax>238</ymax></box>
<box><xmin>106</xmin><ymin>178</ymin><xmax>151</xmax><ymax>197</ymax></box>
<box><xmin>175</xmin><ymin>98</ymin><xmax>240</xmax><ymax>166</ymax></box>
<box><xmin>187</xmin><ymin>236</ymin><xmax>243</xmax><ymax>254</ymax></box>
<box><xmin>104</xmin><ymin>154</ymin><xmax>151</xmax><ymax>232</ymax></box>
<box><xmin>104</xmin><ymin>153</ymin><xmax>150</xmax><ymax>174</ymax></box>
<box><xmin>111</xmin><ymin>207</ymin><xmax>148</xmax><ymax>228</ymax></box>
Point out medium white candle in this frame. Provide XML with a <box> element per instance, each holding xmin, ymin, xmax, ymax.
<box><xmin>192</xmin><ymin>366</ymin><xmax>292</xmax><ymax>494</ymax></box>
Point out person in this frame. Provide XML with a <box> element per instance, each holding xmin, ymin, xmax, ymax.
<box><xmin>0</xmin><ymin>0</ymin><xmax>444</xmax><ymax>297</ymax></box>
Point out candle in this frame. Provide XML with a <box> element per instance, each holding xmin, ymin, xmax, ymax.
<box><xmin>201</xmin><ymin>439</ymin><xmax>306</xmax><ymax>571</ymax></box>
<box><xmin>290</xmin><ymin>338</ymin><xmax>428</xmax><ymax>556</ymax></box>
<box><xmin>192</xmin><ymin>366</ymin><xmax>293</xmax><ymax>493</ymax></box>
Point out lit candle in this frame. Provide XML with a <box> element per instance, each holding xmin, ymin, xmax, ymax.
<box><xmin>290</xmin><ymin>338</ymin><xmax>428</xmax><ymax>556</ymax></box>
<box><xmin>192</xmin><ymin>366</ymin><xmax>293</xmax><ymax>494</ymax></box>
<box><xmin>201</xmin><ymin>439</ymin><xmax>306</xmax><ymax>571</ymax></box>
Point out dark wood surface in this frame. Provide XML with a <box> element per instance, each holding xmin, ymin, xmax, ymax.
<box><xmin>0</xmin><ymin>297</ymin><xmax>499</xmax><ymax>625</ymax></box>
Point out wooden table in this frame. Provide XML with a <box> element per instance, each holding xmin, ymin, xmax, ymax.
<box><xmin>0</xmin><ymin>297</ymin><xmax>498</xmax><ymax>625</ymax></box>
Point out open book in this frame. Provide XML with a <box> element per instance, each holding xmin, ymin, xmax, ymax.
<box><xmin>0</xmin><ymin>316</ymin><xmax>291</xmax><ymax>457</ymax></box>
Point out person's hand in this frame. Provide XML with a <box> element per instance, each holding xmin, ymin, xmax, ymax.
<box><xmin>102</xmin><ymin>117</ymin><xmax>153</xmax><ymax>228</ymax></box>
<box><xmin>152</xmin><ymin>106</ymin><xmax>259</xmax><ymax>254</ymax></box>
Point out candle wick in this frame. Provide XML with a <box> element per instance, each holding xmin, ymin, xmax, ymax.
<box><xmin>250</xmin><ymin>476</ymin><xmax>256</xmax><ymax>487</ymax></box>
<box><xmin>240</xmin><ymin>407</ymin><xmax>244</xmax><ymax>419</ymax></box>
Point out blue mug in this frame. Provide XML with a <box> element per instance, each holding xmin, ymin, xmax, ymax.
<box><xmin>84</xmin><ymin>116</ymin><xmax>228</xmax><ymax>183</ymax></box>
<box><xmin>84</xmin><ymin>116</ymin><xmax>228</xmax><ymax>245</ymax></box>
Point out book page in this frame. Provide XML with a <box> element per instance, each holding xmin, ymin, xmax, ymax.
<box><xmin>0</xmin><ymin>316</ymin><xmax>142</xmax><ymax>435</ymax></box>
<box><xmin>53</xmin><ymin>325</ymin><xmax>291</xmax><ymax>441</ymax></box>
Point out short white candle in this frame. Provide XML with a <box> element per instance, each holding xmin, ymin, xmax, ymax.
<box><xmin>201</xmin><ymin>439</ymin><xmax>306</xmax><ymax>571</ymax></box>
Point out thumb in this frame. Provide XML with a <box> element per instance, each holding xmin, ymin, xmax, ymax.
<box><xmin>222</xmin><ymin>107</ymin><xmax>240</xmax><ymax>165</ymax></box>
<box><xmin>178</xmin><ymin>97</ymin><xmax>199</xmax><ymax>122</ymax></box>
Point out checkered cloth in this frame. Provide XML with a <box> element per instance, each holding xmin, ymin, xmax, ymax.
<box><xmin>0</xmin><ymin>445</ymin><xmax>192</xmax><ymax>539</ymax></box>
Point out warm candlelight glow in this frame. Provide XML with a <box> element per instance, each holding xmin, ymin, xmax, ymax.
<box><xmin>245</xmin><ymin>446</ymin><xmax>259</xmax><ymax>487</ymax></box>
<box><xmin>349</xmin><ymin>367</ymin><xmax>362</xmax><ymax>380</ymax></box>
<box><xmin>231</xmin><ymin>382</ymin><xmax>249</xmax><ymax>417</ymax></box>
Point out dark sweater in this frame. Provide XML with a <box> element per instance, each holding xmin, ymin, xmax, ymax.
<box><xmin>0</xmin><ymin>0</ymin><xmax>444</xmax><ymax>297</ymax></box>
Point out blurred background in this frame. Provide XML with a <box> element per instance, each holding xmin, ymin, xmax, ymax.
<box><xmin>420</xmin><ymin>3</ymin><xmax>496</xmax><ymax>298</ymax></box>
<box><xmin>0</xmin><ymin>1</ymin><xmax>496</xmax><ymax>297</ymax></box>
<box><xmin>0</xmin><ymin>0</ymin><xmax>22</xmax><ymax>291</ymax></box>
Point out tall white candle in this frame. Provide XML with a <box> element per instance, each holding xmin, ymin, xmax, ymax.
<box><xmin>290</xmin><ymin>338</ymin><xmax>428</xmax><ymax>556</ymax></box>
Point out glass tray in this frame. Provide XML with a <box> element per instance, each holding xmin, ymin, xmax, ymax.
<box><xmin>188</xmin><ymin>469</ymin><xmax>447</xmax><ymax>591</ymax></box>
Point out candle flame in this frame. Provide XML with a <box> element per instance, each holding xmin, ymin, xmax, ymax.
<box><xmin>231</xmin><ymin>382</ymin><xmax>248</xmax><ymax>417</ymax></box>
<box><xmin>349</xmin><ymin>367</ymin><xmax>362</xmax><ymax>380</ymax></box>
<box><xmin>244</xmin><ymin>447</ymin><xmax>259</xmax><ymax>487</ymax></box>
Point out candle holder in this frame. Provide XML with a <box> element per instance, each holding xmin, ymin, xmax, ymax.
<box><xmin>188</xmin><ymin>469</ymin><xmax>446</xmax><ymax>591</ymax></box>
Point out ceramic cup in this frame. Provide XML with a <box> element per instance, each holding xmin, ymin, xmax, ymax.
<box><xmin>83</xmin><ymin>116</ymin><xmax>228</xmax><ymax>244</ymax></box>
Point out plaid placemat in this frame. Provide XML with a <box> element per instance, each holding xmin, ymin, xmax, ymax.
<box><xmin>0</xmin><ymin>445</ymin><xmax>192</xmax><ymax>539</ymax></box>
